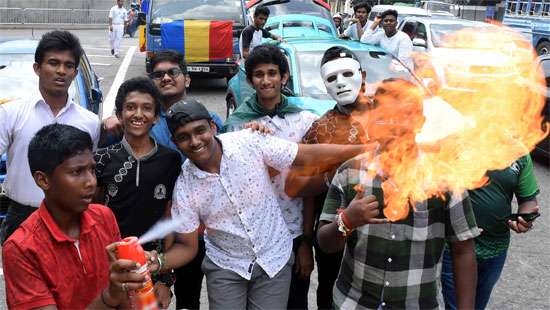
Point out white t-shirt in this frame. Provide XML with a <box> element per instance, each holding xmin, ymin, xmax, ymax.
<box><xmin>109</xmin><ymin>6</ymin><xmax>128</xmax><ymax>25</ymax></box>
<box><xmin>361</xmin><ymin>29</ymin><xmax>413</xmax><ymax>69</ymax></box>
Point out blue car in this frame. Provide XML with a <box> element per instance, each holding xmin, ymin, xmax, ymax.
<box><xmin>0</xmin><ymin>39</ymin><xmax>103</xmax><ymax>214</ymax></box>
<box><xmin>264</xmin><ymin>14</ymin><xmax>338</xmax><ymax>40</ymax></box>
<box><xmin>225</xmin><ymin>38</ymin><xmax>422</xmax><ymax>117</ymax></box>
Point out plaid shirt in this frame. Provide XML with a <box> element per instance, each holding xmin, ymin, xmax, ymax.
<box><xmin>321</xmin><ymin>154</ymin><xmax>480</xmax><ymax>309</ymax></box>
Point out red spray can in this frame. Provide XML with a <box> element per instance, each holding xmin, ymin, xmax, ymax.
<box><xmin>116</xmin><ymin>236</ymin><xmax>159</xmax><ymax>310</ymax></box>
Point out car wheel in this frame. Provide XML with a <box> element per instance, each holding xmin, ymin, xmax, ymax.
<box><xmin>226</xmin><ymin>94</ymin><xmax>236</xmax><ymax>118</ymax></box>
<box><xmin>537</xmin><ymin>41</ymin><xmax>550</xmax><ymax>55</ymax></box>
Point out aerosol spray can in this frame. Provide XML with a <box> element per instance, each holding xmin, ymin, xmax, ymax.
<box><xmin>116</xmin><ymin>236</ymin><xmax>159</xmax><ymax>310</ymax></box>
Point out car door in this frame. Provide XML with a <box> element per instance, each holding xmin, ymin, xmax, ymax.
<box><xmin>538</xmin><ymin>58</ymin><xmax>550</xmax><ymax>156</ymax></box>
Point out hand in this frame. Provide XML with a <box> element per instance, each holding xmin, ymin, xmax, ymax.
<box><xmin>294</xmin><ymin>242</ymin><xmax>314</xmax><ymax>279</ymax></box>
<box><xmin>104</xmin><ymin>243</ymin><xmax>149</xmax><ymax>306</ymax></box>
<box><xmin>508</xmin><ymin>206</ymin><xmax>539</xmax><ymax>233</ymax></box>
<box><xmin>276</xmin><ymin>37</ymin><xmax>286</xmax><ymax>43</ymax></box>
<box><xmin>374</xmin><ymin>16</ymin><xmax>382</xmax><ymax>24</ymax></box>
<box><xmin>154</xmin><ymin>282</ymin><xmax>172</xmax><ymax>309</ymax></box>
<box><xmin>349</xmin><ymin>17</ymin><xmax>359</xmax><ymax>24</ymax></box>
<box><xmin>244</xmin><ymin>121</ymin><xmax>273</xmax><ymax>134</ymax></box>
<box><xmin>146</xmin><ymin>250</ymin><xmax>160</xmax><ymax>273</ymax></box>
<box><xmin>102</xmin><ymin>115</ymin><xmax>123</xmax><ymax>138</ymax></box>
<box><xmin>345</xmin><ymin>192</ymin><xmax>388</xmax><ymax>229</ymax></box>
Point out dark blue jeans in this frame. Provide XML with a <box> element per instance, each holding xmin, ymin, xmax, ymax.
<box><xmin>441</xmin><ymin>248</ymin><xmax>507</xmax><ymax>310</ymax></box>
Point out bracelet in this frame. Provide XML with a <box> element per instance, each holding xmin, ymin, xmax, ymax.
<box><xmin>158</xmin><ymin>252</ymin><xmax>166</xmax><ymax>271</ymax></box>
<box><xmin>101</xmin><ymin>289</ymin><xmax>119</xmax><ymax>309</ymax></box>
<box><xmin>336</xmin><ymin>209</ymin><xmax>352</xmax><ymax>237</ymax></box>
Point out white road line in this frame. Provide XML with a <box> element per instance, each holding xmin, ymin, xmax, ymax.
<box><xmin>100</xmin><ymin>46</ymin><xmax>136</xmax><ymax>120</ymax></box>
<box><xmin>87</xmin><ymin>54</ymin><xmax>116</xmax><ymax>58</ymax></box>
<box><xmin>91</xmin><ymin>62</ymin><xmax>112</xmax><ymax>66</ymax></box>
<box><xmin>0</xmin><ymin>268</ymin><xmax>3</xmax><ymax>276</ymax></box>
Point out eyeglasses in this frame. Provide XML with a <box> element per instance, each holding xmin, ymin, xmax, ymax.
<box><xmin>149</xmin><ymin>68</ymin><xmax>184</xmax><ymax>80</ymax></box>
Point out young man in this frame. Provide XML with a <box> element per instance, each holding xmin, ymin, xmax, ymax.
<box><xmin>441</xmin><ymin>155</ymin><xmax>540</xmax><ymax>309</ymax></box>
<box><xmin>361</xmin><ymin>9</ymin><xmax>413</xmax><ymax>69</ymax></box>
<box><xmin>148</xmin><ymin>99</ymin><xmax>375</xmax><ymax>309</ymax></box>
<box><xmin>0</xmin><ymin>30</ymin><xmax>100</xmax><ymax>244</ymax></box>
<box><xmin>109</xmin><ymin>0</ymin><xmax>128</xmax><ymax>57</ymax></box>
<box><xmin>223</xmin><ymin>44</ymin><xmax>319</xmax><ymax>309</ymax></box>
<box><xmin>333</xmin><ymin>13</ymin><xmax>344</xmax><ymax>36</ymax></box>
<box><xmin>2</xmin><ymin>124</ymin><xmax>148</xmax><ymax>309</ymax></box>
<box><xmin>239</xmin><ymin>6</ymin><xmax>283</xmax><ymax>59</ymax></box>
<box><xmin>93</xmin><ymin>77</ymin><xmax>181</xmax><ymax>308</ymax></box>
<box><xmin>317</xmin><ymin>79</ymin><xmax>479</xmax><ymax>309</ymax></box>
<box><xmin>342</xmin><ymin>2</ymin><xmax>371</xmax><ymax>41</ymax></box>
<box><xmin>301</xmin><ymin>46</ymin><xmax>374</xmax><ymax>309</ymax></box>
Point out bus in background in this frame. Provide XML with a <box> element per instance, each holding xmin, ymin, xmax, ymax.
<box><xmin>140</xmin><ymin>0</ymin><xmax>248</xmax><ymax>78</ymax></box>
<box><xmin>503</xmin><ymin>0</ymin><xmax>550</xmax><ymax>55</ymax></box>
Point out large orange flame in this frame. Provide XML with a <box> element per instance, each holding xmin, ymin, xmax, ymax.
<box><xmin>356</xmin><ymin>26</ymin><xmax>547</xmax><ymax>222</ymax></box>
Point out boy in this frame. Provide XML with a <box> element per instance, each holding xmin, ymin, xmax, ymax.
<box><xmin>3</xmin><ymin>124</ymin><xmax>147</xmax><ymax>309</ymax></box>
<box><xmin>94</xmin><ymin>77</ymin><xmax>181</xmax><ymax>307</ymax></box>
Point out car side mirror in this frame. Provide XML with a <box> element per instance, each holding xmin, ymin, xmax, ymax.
<box><xmin>282</xmin><ymin>85</ymin><xmax>295</xmax><ymax>97</ymax></box>
<box><xmin>412</xmin><ymin>38</ymin><xmax>427</xmax><ymax>48</ymax></box>
<box><xmin>138</xmin><ymin>12</ymin><xmax>146</xmax><ymax>26</ymax></box>
<box><xmin>91</xmin><ymin>88</ymin><xmax>103</xmax><ymax>104</ymax></box>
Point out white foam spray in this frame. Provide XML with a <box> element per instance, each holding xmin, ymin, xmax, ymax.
<box><xmin>138</xmin><ymin>217</ymin><xmax>183</xmax><ymax>245</ymax></box>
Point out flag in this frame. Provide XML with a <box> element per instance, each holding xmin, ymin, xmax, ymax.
<box><xmin>160</xmin><ymin>20</ymin><xmax>233</xmax><ymax>63</ymax></box>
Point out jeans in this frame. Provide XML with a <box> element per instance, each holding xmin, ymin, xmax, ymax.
<box><xmin>314</xmin><ymin>242</ymin><xmax>343</xmax><ymax>309</ymax></box>
<box><xmin>287</xmin><ymin>237</ymin><xmax>311</xmax><ymax>310</ymax></box>
<box><xmin>174</xmin><ymin>238</ymin><xmax>206</xmax><ymax>309</ymax></box>
<box><xmin>0</xmin><ymin>199</ymin><xmax>37</xmax><ymax>245</ymax></box>
<box><xmin>441</xmin><ymin>249</ymin><xmax>508</xmax><ymax>310</ymax></box>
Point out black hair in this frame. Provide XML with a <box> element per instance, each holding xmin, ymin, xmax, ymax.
<box><xmin>28</xmin><ymin>124</ymin><xmax>93</xmax><ymax>175</ymax></box>
<box><xmin>245</xmin><ymin>44</ymin><xmax>289</xmax><ymax>82</ymax></box>
<box><xmin>255</xmin><ymin>6</ymin><xmax>270</xmax><ymax>17</ymax></box>
<box><xmin>320</xmin><ymin>46</ymin><xmax>360</xmax><ymax>67</ymax></box>
<box><xmin>381</xmin><ymin>9</ymin><xmax>398</xmax><ymax>20</ymax></box>
<box><xmin>150</xmin><ymin>50</ymin><xmax>187</xmax><ymax>73</ymax></box>
<box><xmin>115</xmin><ymin>76</ymin><xmax>162</xmax><ymax>116</ymax></box>
<box><xmin>35</xmin><ymin>30</ymin><xmax>83</xmax><ymax>67</ymax></box>
<box><xmin>353</xmin><ymin>2</ymin><xmax>371</xmax><ymax>13</ymax></box>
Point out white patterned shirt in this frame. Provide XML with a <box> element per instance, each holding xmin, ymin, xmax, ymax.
<box><xmin>242</xmin><ymin>112</ymin><xmax>318</xmax><ymax>238</ymax></box>
<box><xmin>172</xmin><ymin>130</ymin><xmax>298</xmax><ymax>280</ymax></box>
<box><xmin>0</xmin><ymin>95</ymin><xmax>100</xmax><ymax>207</ymax></box>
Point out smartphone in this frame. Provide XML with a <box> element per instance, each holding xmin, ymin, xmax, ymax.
<box><xmin>507</xmin><ymin>212</ymin><xmax>540</xmax><ymax>222</ymax></box>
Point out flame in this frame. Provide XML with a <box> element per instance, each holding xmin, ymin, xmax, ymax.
<box><xmin>354</xmin><ymin>26</ymin><xmax>547</xmax><ymax>222</ymax></box>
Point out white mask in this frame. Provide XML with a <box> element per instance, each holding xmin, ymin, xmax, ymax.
<box><xmin>321</xmin><ymin>58</ymin><xmax>363</xmax><ymax>106</ymax></box>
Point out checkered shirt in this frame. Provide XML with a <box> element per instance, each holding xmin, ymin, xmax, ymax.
<box><xmin>320</xmin><ymin>154</ymin><xmax>480</xmax><ymax>309</ymax></box>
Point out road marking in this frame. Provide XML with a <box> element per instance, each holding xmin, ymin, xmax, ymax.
<box><xmin>87</xmin><ymin>54</ymin><xmax>116</xmax><ymax>58</ymax></box>
<box><xmin>0</xmin><ymin>268</ymin><xmax>3</xmax><ymax>276</ymax></box>
<box><xmin>100</xmin><ymin>46</ymin><xmax>136</xmax><ymax>120</ymax></box>
<box><xmin>90</xmin><ymin>62</ymin><xmax>112</xmax><ymax>66</ymax></box>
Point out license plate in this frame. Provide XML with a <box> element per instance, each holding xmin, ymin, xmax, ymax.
<box><xmin>188</xmin><ymin>66</ymin><xmax>210</xmax><ymax>73</ymax></box>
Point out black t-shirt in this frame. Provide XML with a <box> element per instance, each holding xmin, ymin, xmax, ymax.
<box><xmin>94</xmin><ymin>139</ymin><xmax>181</xmax><ymax>250</ymax></box>
<box><xmin>240</xmin><ymin>25</ymin><xmax>272</xmax><ymax>50</ymax></box>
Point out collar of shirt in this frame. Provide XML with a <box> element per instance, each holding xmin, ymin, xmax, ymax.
<box><xmin>33</xmin><ymin>94</ymin><xmax>76</xmax><ymax>116</ymax></box>
<box><xmin>121</xmin><ymin>135</ymin><xmax>159</xmax><ymax>161</ymax></box>
<box><xmin>38</xmin><ymin>202</ymin><xmax>97</xmax><ymax>242</ymax></box>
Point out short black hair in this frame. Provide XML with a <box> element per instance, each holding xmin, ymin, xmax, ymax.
<box><xmin>381</xmin><ymin>9</ymin><xmax>398</xmax><ymax>20</ymax></box>
<box><xmin>28</xmin><ymin>124</ymin><xmax>93</xmax><ymax>175</ymax></box>
<box><xmin>35</xmin><ymin>30</ymin><xmax>83</xmax><ymax>67</ymax></box>
<box><xmin>353</xmin><ymin>2</ymin><xmax>371</xmax><ymax>13</ymax></box>
<box><xmin>115</xmin><ymin>76</ymin><xmax>162</xmax><ymax>116</ymax></box>
<box><xmin>150</xmin><ymin>50</ymin><xmax>187</xmax><ymax>73</ymax></box>
<box><xmin>255</xmin><ymin>6</ymin><xmax>270</xmax><ymax>17</ymax></box>
<box><xmin>245</xmin><ymin>44</ymin><xmax>289</xmax><ymax>82</ymax></box>
<box><xmin>321</xmin><ymin>46</ymin><xmax>361</xmax><ymax>68</ymax></box>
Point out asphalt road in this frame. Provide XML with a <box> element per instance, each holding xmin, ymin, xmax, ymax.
<box><xmin>0</xmin><ymin>29</ymin><xmax>549</xmax><ymax>309</ymax></box>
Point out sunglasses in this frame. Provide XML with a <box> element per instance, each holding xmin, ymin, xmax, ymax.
<box><xmin>149</xmin><ymin>67</ymin><xmax>185</xmax><ymax>80</ymax></box>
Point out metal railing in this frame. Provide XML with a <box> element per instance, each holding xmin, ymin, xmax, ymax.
<box><xmin>0</xmin><ymin>7</ymin><xmax>109</xmax><ymax>24</ymax></box>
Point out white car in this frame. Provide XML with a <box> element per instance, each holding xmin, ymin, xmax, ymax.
<box><xmin>399</xmin><ymin>17</ymin><xmax>518</xmax><ymax>90</ymax></box>
<box><xmin>368</xmin><ymin>4</ymin><xmax>454</xmax><ymax>28</ymax></box>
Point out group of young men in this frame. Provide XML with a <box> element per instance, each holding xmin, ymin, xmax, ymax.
<box><xmin>0</xmin><ymin>26</ymin><xmax>541</xmax><ymax>310</ymax></box>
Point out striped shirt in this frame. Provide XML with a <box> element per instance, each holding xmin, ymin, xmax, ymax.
<box><xmin>321</xmin><ymin>154</ymin><xmax>480</xmax><ymax>309</ymax></box>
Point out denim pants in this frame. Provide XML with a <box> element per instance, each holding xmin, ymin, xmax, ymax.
<box><xmin>0</xmin><ymin>199</ymin><xmax>36</xmax><ymax>244</ymax></box>
<box><xmin>441</xmin><ymin>248</ymin><xmax>508</xmax><ymax>310</ymax></box>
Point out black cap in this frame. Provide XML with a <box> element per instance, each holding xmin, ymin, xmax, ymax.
<box><xmin>166</xmin><ymin>99</ymin><xmax>211</xmax><ymax>134</ymax></box>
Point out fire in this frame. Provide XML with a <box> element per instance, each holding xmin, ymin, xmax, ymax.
<box><xmin>355</xmin><ymin>27</ymin><xmax>547</xmax><ymax>222</ymax></box>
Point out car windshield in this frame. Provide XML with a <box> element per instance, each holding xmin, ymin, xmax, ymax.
<box><xmin>431</xmin><ymin>23</ymin><xmax>483</xmax><ymax>48</ymax></box>
<box><xmin>0</xmin><ymin>54</ymin><xmax>77</xmax><ymax>104</ymax></box>
<box><xmin>151</xmin><ymin>0</ymin><xmax>244</xmax><ymax>24</ymax></box>
<box><xmin>296</xmin><ymin>50</ymin><xmax>417</xmax><ymax>100</ymax></box>
<box><xmin>253</xmin><ymin>0</ymin><xmax>332</xmax><ymax>20</ymax></box>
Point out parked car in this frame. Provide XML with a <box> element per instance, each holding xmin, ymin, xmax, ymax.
<box><xmin>0</xmin><ymin>39</ymin><xmax>103</xmax><ymax>218</ymax></box>
<box><xmin>264</xmin><ymin>14</ymin><xmax>338</xmax><ymax>39</ymax></box>
<box><xmin>534</xmin><ymin>54</ymin><xmax>550</xmax><ymax>161</ymax></box>
<box><xmin>225</xmin><ymin>38</ymin><xmax>422</xmax><ymax>117</ymax></box>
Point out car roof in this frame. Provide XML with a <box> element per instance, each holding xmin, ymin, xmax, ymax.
<box><xmin>0</xmin><ymin>39</ymin><xmax>39</xmax><ymax>54</ymax></box>
<box><xmin>371</xmin><ymin>5</ymin><xmax>430</xmax><ymax>15</ymax></box>
<box><xmin>280</xmin><ymin>38</ymin><xmax>387</xmax><ymax>53</ymax></box>
<box><xmin>402</xmin><ymin>16</ymin><xmax>487</xmax><ymax>26</ymax></box>
<box><xmin>266</xmin><ymin>14</ymin><xmax>336</xmax><ymax>38</ymax></box>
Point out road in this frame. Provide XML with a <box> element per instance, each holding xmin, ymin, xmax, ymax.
<box><xmin>1</xmin><ymin>29</ymin><xmax>549</xmax><ymax>309</ymax></box>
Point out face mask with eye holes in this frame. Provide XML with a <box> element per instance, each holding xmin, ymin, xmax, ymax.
<box><xmin>321</xmin><ymin>58</ymin><xmax>363</xmax><ymax>107</ymax></box>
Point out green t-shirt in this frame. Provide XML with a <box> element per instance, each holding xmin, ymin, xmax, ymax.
<box><xmin>470</xmin><ymin>155</ymin><xmax>539</xmax><ymax>259</ymax></box>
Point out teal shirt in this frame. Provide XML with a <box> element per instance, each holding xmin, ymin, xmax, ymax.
<box><xmin>471</xmin><ymin>155</ymin><xmax>539</xmax><ymax>259</ymax></box>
